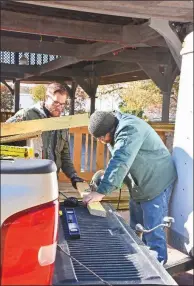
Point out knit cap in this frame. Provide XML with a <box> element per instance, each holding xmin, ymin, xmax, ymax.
<box><xmin>88</xmin><ymin>111</ymin><xmax>116</xmax><ymax>138</ymax></box>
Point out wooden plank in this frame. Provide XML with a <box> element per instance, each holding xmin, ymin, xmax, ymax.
<box><xmin>90</xmin><ymin>136</ymin><xmax>94</xmax><ymax>172</ymax></box>
<box><xmin>149</xmin><ymin>122</ymin><xmax>175</xmax><ymax>132</ymax></box>
<box><xmin>68</xmin><ymin>122</ymin><xmax>175</xmax><ymax>133</ymax></box>
<box><xmin>76</xmin><ymin>182</ymin><xmax>91</xmax><ymax>198</ymax></box>
<box><xmin>1</xmin><ymin>10</ymin><xmax>160</xmax><ymax>45</ymax></box>
<box><xmin>0</xmin><ymin>131</ymin><xmax>42</xmax><ymax>143</ymax></box>
<box><xmin>96</xmin><ymin>141</ymin><xmax>105</xmax><ymax>170</ymax></box>
<box><xmin>73</xmin><ymin>132</ymin><xmax>82</xmax><ymax>174</ymax></box>
<box><xmin>1</xmin><ymin>113</ymin><xmax>89</xmax><ymax>137</ymax></box>
<box><xmin>76</xmin><ymin>181</ymin><xmax>106</xmax><ymax>216</ymax></box>
<box><xmin>87</xmin><ymin>202</ymin><xmax>106</xmax><ymax>217</ymax></box>
<box><xmin>84</xmin><ymin>133</ymin><xmax>89</xmax><ymax>171</ymax></box>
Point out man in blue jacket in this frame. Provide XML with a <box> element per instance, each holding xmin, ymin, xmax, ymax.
<box><xmin>83</xmin><ymin>111</ymin><xmax>177</xmax><ymax>264</ymax></box>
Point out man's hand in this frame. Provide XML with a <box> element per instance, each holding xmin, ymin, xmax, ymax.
<box><xmin>70</xmin><ymin>176</ymin><xmax>84</xmax><ymax>189</ymax></box>
<box><xmin>83</xmin><ymin>191</ymin><xmax>105</xmax><ymax>205</ymax></box>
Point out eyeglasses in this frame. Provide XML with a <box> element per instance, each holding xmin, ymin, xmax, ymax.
<box><xmin>96</xmin><ymin>135</ymin><xmax>105</xmax><ymax>141</ymax></box>
<box><xmin>47</xmin><ymin>95</ymin><xmax>66</xmax><ymax>107</ymax></box>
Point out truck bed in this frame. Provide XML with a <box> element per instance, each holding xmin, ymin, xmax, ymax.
<box><xmin>53</xmin><ymin>203</ymin><xmax>177</xmax><ymax>285</ymax></box>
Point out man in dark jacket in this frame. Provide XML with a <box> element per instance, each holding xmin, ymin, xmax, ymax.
<box><xmin>7</xmin><ymin>82</ymin><xmax>84</xmax><ymax>189</ymax></box>
<box><xmin>83</xmin><ymin>111</ymin><xmax>177</xmax><ymax>264</ymax></box>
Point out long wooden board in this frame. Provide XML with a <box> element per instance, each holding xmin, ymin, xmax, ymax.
<box><xmin>0</xmin><ymin>131</ymin><xmax>42</xmax><ymax>143</ymax></box>
<box><xmin>1</xmin><ymin>113</ymin><xmax>89</xmax><ymax>137</ymax></box>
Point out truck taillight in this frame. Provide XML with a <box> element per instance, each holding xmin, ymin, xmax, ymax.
<box><xmin>1</xmin><ymin>200</ymin><xmax>59</xmax><ymax>285</ymax></box>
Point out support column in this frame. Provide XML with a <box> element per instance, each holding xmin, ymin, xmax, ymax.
<box><xmin>75</xmin><ymin>76</ymin><xmax>99</xmax><ymax>115</ymax></box>
<box><xmin>162</xmin><ymin>91</ymin><xmax>171</xmax><ymax>122</ymax></box>
<box><xmin>14</xmin><ymin>80</ymin><xmax>20</xmax><ymax>112</ymax></box>
<box><xmin>69</xmin><ymin>81</ymin><xmax>77</xmax><ymax>115</ymax></box>
<box><xmin>170</xmin><ymin>31</ymin><xmax>193</xmax><ymax>256</ymax></box>
<box><xmin>90</xmin><ymin>94</ymin><xmax>96</xmax><ymax>114</ymax></box>
<box><xmin>140</xmin><ymin>56</ymin><xmax>179</xmax><ymax>122</ymax></box>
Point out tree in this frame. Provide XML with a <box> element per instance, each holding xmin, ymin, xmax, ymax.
<box><xmin>30</xmin><ymin>84</ymin><xmax>46</xmax><ymax>102</ymax></box>
<box><xmin>74</xmin><ymin>86</ymin><xmax>88</xmax><ymax>114</ymax></box>
<box><xmin>171</xmin><ymin>76</ymin><xmax>180</xmax><ymax>104</ymax></box>
<box><xmin>119</xmin><ymin>80</ymin><xmax>162</xmax><ymax>118</ymax></box>
<box><xmin>0</xmin><ymin>83</ymin><xmax>14</xmax><ymax>111</ymax></box>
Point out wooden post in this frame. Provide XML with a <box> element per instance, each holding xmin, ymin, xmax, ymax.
<box><xmin>74</xmin><ymin>76</ymin><xmax>99</xmax><ymax>115</ymax></box>
<box><xmin>140</xmin><ymin>56</ymin><xmax>179</xmax><ymax>123</ymax></box>
<box><xmin>162</xmin><ymin>91</ymin><xmax>171</xmax><ymax>122</ymax></box>
<box><xmin>90</xmin><ymin>94</ymin><xmax>96</xmax><ymax>114</ymax></box>
<box><xmin>14</xmin><ymin>80</ymin><xmax>20</xmax><ymax>112</ymax></box>
<box><xmin>69</xmin><ymin>81</ymin><xmax>77</xmax><ymax>115</ymax></box>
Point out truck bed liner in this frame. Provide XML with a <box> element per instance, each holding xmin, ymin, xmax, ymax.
<box><xmin>53</xmin><ymin>203</ymin><xmax>177</xmax><ymax>285</ymax></box>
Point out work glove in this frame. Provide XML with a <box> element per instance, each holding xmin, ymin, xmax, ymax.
<box><xmin>70</xmin><ymin>175</ymin><xmax>84</xmax><ymax>189</ymax></box>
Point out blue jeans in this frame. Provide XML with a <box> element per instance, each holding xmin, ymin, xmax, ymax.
<box><xmin>130</xmin><ymin>185</ymin><xmax>173</xmax><ymax>264</ymax></box>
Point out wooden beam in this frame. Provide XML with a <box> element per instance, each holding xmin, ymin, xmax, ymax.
<box><xmin>99</xmin><ymin>70</ymin><xmax>149</xmax><ymax>85</ymax></box>
<box><xmin>1</xmin><ymin>36</ymin><xmax>131</xmax><ymax>58</ymax></box>
<box><xmin>149</xmin><ymin>19</ymin><xmax>182</xmax><ymax>70</ymax></box>
<box><xmin>1</xmin><ymin>10</ymin><xmax>160</xmax><ymax>45</ymax></box>
<box><xmin>1</xmin><ymin>113</ymin><xmax>89</xmax><ymax>137</ymax></box>
<box><xmin>1</xmin><ymin>64</ymin><xmax>38</xmax><ymax>74</ymax></box>
<box><xmin>1</xmin><ymin>36</ymin><xmax>78</xmax><ymax>56</ymax></box>
<box><xmin>15</xmin><ymin>1</ymin><xmax>193</xmax><ymax>22</ymax></box>
<box><xmin>1</xmin><ymin>63</ymin><xmax>87</xmax><ymax>79</ymax></box>
<box><xmin>20</xmin><ymin>41</ymin><xmax>145</xmax><ymax>79</ymax></box>
<box><xmin>95</xmin><ymin>48</ymin><xmax>170</xmax><ymax>64</ymax></box>
<box><xmin>139</xmin><ymin>62</ymin><xmax>166</xmax><ymax>91</ymax></box>
<box><xmin>84</xmin><ymin>62</ymin><xmax>141</xmax><ymax>77</ymax></box>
